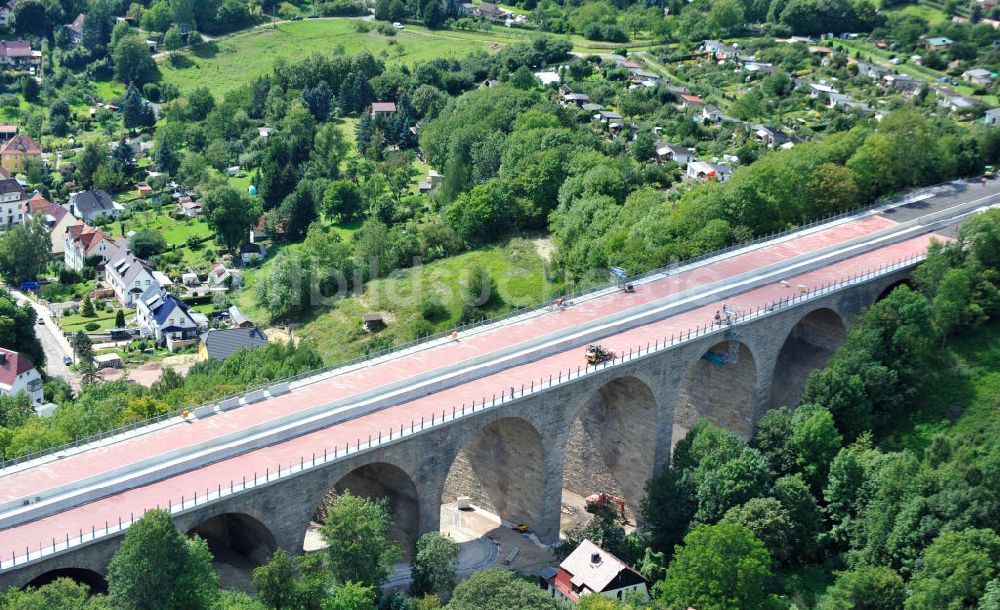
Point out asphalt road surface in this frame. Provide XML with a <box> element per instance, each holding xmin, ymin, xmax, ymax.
<box><xmin>10</xmin><ymin>289</ymin><xmax>74</xmax><ymax>382</ymax></box>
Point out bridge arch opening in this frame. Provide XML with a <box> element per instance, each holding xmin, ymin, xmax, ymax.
<box><xmin>562</xmin><ymin>376</ymin><xmax>658</xmax><ymax>522</ymax></box>
<box><xmin>877</xmin><ymin>278</ymin><xmax>916</xmax><ymax>302</ymax></box>
<box><xmin>674</xmin><ymin>339</ymin><xmax>758</xmax><ymax>445</ymax></box>
<box><xmin>186</xmin><ymin>512</ymin><xmax>276</xmax><ymax>591</ymax></box>
<box><xmin>305</xmin><ymin>462</ymin><xmax>420</xmax><ymax>559</ymax></box>
<box><xmin>442</xmin><ymin>417</ymin><xmax>545</xmax><ymax>532</ymax></box>
<box><xmin>770</xmin><ymin>308</ymin><xmax>847</xmax><ymax>409</ymax></box>
<box><xmin>24</xmin><ymin>568</ymin><xmax>107</xmax><ymax>594</ymax></box>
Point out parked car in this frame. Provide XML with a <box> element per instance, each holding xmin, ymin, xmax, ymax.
<box><xmin>63</xmin><ymin>355</ymin><xmax>73</xmax><ymax>366</ymax></box>
<box><xmin>290</xmin><ymin>15</ymin><xmax>303</xmax><ymax>20</ymax></box>
<box><xmin>392</xmin><ymin>22</ymin><xmax>404</xmax><ymax>29</ymax></box>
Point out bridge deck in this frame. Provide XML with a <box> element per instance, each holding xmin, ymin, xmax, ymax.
<box><xmin>2</xmin><ymin>177</ymin><xmax>997</xmax><ymax>562</ymax></box>
<box><xmin>1</xmin><ymin>214</ymin><xmax>899</xmax><ymax>505</ymax></box>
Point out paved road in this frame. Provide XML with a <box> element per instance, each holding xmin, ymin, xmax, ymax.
<box><xmin>1</xmin><ymin>179</ymin><xmax>999</xmax><ymax>569</ymax></box>
<box><xmin>9</xmin><ymin>290</ymin><xmax>74</xmax><ymax>382</ymax></box>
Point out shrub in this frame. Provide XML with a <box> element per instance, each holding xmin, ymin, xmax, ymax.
<box><xmin>84</xmin><ymin>322</ymin><xmax>100</xmax><ymax>331</ymax></box>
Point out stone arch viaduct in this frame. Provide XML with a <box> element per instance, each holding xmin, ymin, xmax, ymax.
<box><xmin>0</xmin><ymin>267</ymin><xmax>913</xmax><ymax>591</ymax></box>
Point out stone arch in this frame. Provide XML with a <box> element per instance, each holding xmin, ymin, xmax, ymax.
<box><xmin>877</xmin><ymin>278</ymin><xmax>916</xmax><ymax>302</ymax></box>
<box><xmin>186</xmin><ymin>512</ymin><xmax>277</xmax><ymax>590</ymax></box>
<box><xmin>563</xmin><ymin>376</ymin><xmax>658</xmax><ymax>520</ymax></box>
<box><xmin>442</xmin><ymin>417</ymin><xmax>545</xmax><ymax>532</ymax></box>
<box><xmin>769</xmin><ymin>308</ymin><xmax>847</xmax><ymax>409</ymax></box>
<box><xmin>675</xmin><ymin>339</ymin><xmax>758</xmax><ymax>444</ymax></box>
<box><xmin>24</xmin><ymin>568</ymin><xmax>107</xmax><ymax>594</ymax></box>
<box><xmin>318</xmin><ymin>462</ymin><xmax>421</xmax><ymax>557</ymax></box>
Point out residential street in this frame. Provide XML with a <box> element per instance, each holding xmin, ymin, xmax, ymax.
<box><xmin>10</xmin><ymin>289</ymin><xmax>74</xmax><ymax>382</ymax></box>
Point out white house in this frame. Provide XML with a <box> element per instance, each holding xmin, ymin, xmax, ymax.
<box><xmin>808</xmin><ymin>82</ymin><xmax>838</xmax><ymax>97</ymax></box>
<box><xmin>64</xmin><ymin>224</ymin><xmax>123</xmax><ymax>271</ymax></box>
<box><xmin>656</xmin><ymin>142</ymin><xmax>697</xmax><ymax>166</ymax></box>
<box><xmin>542</xmin><ymin>539</ymin><xmax>648</xmax><ymax>603</ymax></box>
<box><xmin>0</xmin><ymin>347</ymin><xmax>43</xmax><ymax>406</ymax></box>
<box><xmin>0</xmin><ymin>178</ymin><xmax>28</xmax><ymax>229</ymax></box>
<box><xmin>68</xmin><ymin>189</ymin><xmax>124</xmax><ymax>223</ymax></box>
<box><xmin>22</xmin><ymin>193</ymin><xmax>74</xmax><ymax>256</ymax></box>
<box><xmin>135</xmin><ymin>286</ymin><xmax>199</xmax><ymax>352</ymax></box>
<box><xmin>687</xmin><ymin>160</ymin><xmax>732</xmax><ymax>182</ymax></box>
<box><xmin>985</xmin><ymin>107</ymin><xmax>1000</xmax><ymax>126</ymax></box>
<box><xmin>105</xmin><ymin>250</ymin><xmax>170</xmax><ymax>306</ymax></box>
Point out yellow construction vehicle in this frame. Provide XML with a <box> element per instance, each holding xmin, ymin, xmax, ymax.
<box><xmin>513</xmin><ymin>524</ymin><xmax>530</xmax><ymax>533</ymax></box>
<box><xmin>585</xmin><ymin>344</ymin><xmax>615</xmax><ymax>365</ymax></box>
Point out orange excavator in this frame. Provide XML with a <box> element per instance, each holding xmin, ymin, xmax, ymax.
<box><xmin>586</xmin><ymin>492</ymin><xmax>628</xmax><ymax>524</ymax></box>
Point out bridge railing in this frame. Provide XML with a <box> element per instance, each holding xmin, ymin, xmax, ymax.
<box><xmin>0</xmin><ymin>252</ymin><xmax>925</xmax><ymax>573</ymax></box>
<box><xmin>0</xmin><ymin>178</ymin><xmax>969</xmax><ymax>472</ymax></box>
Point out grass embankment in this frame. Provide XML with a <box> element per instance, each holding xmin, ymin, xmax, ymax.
<box><xmin>159</xmin><ymin>19</ymin><xmax>503</xmax><ymax>96</ymax></box>
<box><xmin>880</xmin><ymin>321</ymin><xmax>1000</xmax><ymax>454</ymax></box>
<box><xmin>247</xmin><ymin>238</ymin><xmax>562</xmax><ymax>363</ymax></box>
<box><xmin>159</xmin><ymin>18</ymin><xmax>661</xmax><ymax>96</ymax></box>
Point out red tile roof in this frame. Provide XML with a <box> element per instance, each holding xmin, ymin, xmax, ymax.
<box><xmin>67</xmin><ymin>224</ymin><xmax>120</xmax><ymax>256</ymax></box>
<box><xmin>23</xmin><ymin>192</ymin><xmax>67</xmax><ymax>224</ymax></box>
<box><xmin>0</xmin><ymin>40</ymin><xmax>33</xmax><ymax>59</ymax></box>
<box><xmin>0</xmin><ymin>348</ymin><xmax>36</xmax><ymax>389</ymax></box>
<box><xmin>0</xmin><ymin>133</ymin><xmax>41</xmax><ymax>156</ymax></box>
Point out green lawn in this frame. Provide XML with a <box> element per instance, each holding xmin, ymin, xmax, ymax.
<box><xmin>158</xmin><ymin>18</ymin><xmax>662</xmax><ymax>96</ymax></box>
<box><xmin>59</xmin><ymin>308</ymin><xmax>133</xmax><ymax>333</ymax></box>
<box><xmin>93</xmin><ymin>80</ymin><xmax>125</xmax><ymax>102</ymax></box>
<box><xmin>115</xmin><ymin>208</ymin><xmax>212</xmax><ymax>247</ymax></box>
<box><xmin>158</xmin><ymin>19</ymin><xmax>505</xmax><ymax>96</ymax></box>
<box><xmin>0</xmin><ymin>97</ymin><xmax>44</xmax><ymax>123</ymax></box>
<box><xmin>245</xmin><ymin>238</ymin><xmax>560</xmax><ymax>363</ymax></box>
<box><xmin>894</xmin><ymin>3</ymin><xmax>949</xmax><ymax>25</ymax></box>
<box><xmin>39</xmin><ymin>279</ymin><xmax>96</xmax><ymax>303</ymax></box>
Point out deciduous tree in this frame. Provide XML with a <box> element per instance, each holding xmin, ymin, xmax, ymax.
<box><xmin>409</xmin><ymin>533</ymin><xmax>459</xmax><ymax>599</ymax></box>
<box><xmin>106</xmin><ymin>509</ymin><xmax>218</xmax><ymax>610</ymax></box>
<box><xmin>319</xmin><ymin>491</ymin><xmax>403</xmax><ymax>589</ymax></box>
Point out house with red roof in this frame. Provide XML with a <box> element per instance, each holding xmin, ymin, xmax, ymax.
<box><xmin>0</xmin><ymin>347</ymin><xmax>43</xmax><ymax>406</ymax></box>
<box><xmin>64</xmin><ymin>224</ymin><xmax>124</xmax><ymax>271</ymax></box>
<box><xmin>541</xmin><ymin>539</ymin><xmax>648</xmax><ymax>603</ymax></box>
<box><xmin>0</xmin><ymin>133</ymin><xmax>41</xmax><ymax>173</ymax></box>
<box><xmin>370</xmin><ymin>102</ymin><xmax>397</xmax><ymax>116</ymax></box>
<box><xmin>22</xmin><ymin>192</ymin><xmax>74</xmax><ymax>256</ymax></box>
<box><xmin>0</xmin><ymin>40</ymin><xmax>41</xmax><ymax>72</ymax></box>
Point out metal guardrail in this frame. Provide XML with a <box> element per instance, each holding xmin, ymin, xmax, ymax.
<box><xmin>0</xmin><ymin>253</ymin><xmax>926</xmax><ymax>572</ymax></box>
<box><xmin>0</xmin><ymin>178</ymin><xmax>978</xmax><ymax>471</ymax></box>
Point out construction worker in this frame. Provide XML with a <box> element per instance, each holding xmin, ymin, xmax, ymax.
<box><xmin>714</xmin><ymin>310</ymin><xmax>722</xmax><ymax>325</ymax></box>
